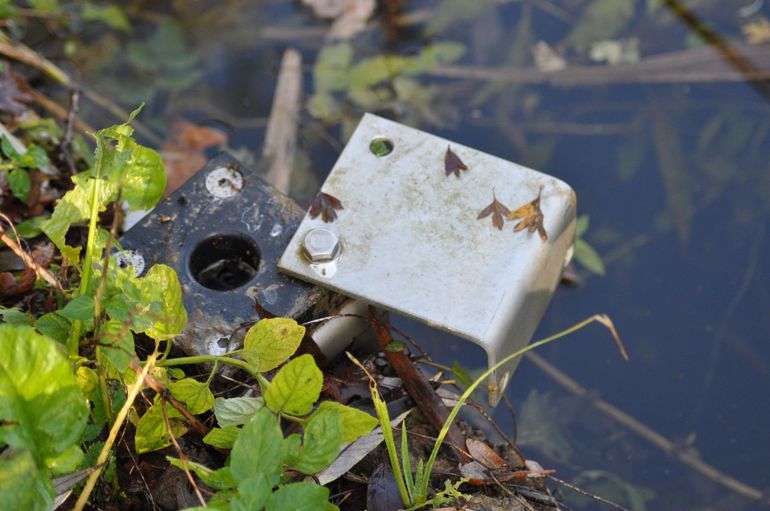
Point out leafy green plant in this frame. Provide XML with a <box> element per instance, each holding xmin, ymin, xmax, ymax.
<box><xmin>0</xmin><ymin>135</ymin><xmax>49</xmax><ymax>202</ymax></box>
<box><xmin>574</xmin><ymin>214</ymin><xmax>606</xmax><ymax>276</ymax></box>
<box><xmin>355</xmin><ymin>314</ymin><xmax>625</xmax><ymax>509</ymax></box>
<box><xmin>151</xmin><ymin>318</ymin><xmax>378</xmax><ymax>511</ymax></box>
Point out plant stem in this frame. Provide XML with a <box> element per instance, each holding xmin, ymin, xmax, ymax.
<box><xmin>156</xmin><ymin>354</ymin><xmax>262</xmax><ymax>381</ymax></box>
<box><xmin>417</xmin><ymin>314</ymin><xmax>622</xmax><ymax>501</ymax></box>
<box><xmin>73</xmin><ymin>350</ymin><xmax>160</xmax><ymax>511</ymax></box>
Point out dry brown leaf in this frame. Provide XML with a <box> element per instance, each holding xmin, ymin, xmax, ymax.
<box><xmin>477</xmin><ymin>189</ymin><xmax>510</xmax><ymax>230</ymax></box>
<box><xmin>444</xmin><ymin>145</ymin><xmax>468</xmax><ymax>178</ymax></box>
<box><xmin>161</xmin><ymin>119</ymin><xmax>228</xmax><ymax>196</ymax></box>
<box><xmin>508</xmin><ymin>186</ymin><xmax>547</xmax><ymax>241</ymax></box>
<box><xmin>466</xmin><ymin>438</ymin><xmax>509</xmax><ymax>470</ymax></box>
<box><xmin>309</xmin><ymin>191</ymin><xmax>344</xmax><ymax>223</ymax></box>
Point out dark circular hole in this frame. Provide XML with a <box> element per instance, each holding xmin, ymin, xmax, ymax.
<box><xmin>189</xmin><ymin>233</ymin><xmax>260</xmax><ymax>291</ymax></box>
<box><xmin>177</xmin><ymin>195</ymin><xmax>188</xmax><ymax>206</ymax></box>
<box><xmin>369</xmin><ymin>137</ymin><xmax>394</xmax><ymax>157</ymax></box>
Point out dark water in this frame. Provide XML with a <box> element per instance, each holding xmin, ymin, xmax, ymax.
<box><xmin>70</xmin><ymin>1</ymin><xmax>770</xmax><ymax>509</ymax></box>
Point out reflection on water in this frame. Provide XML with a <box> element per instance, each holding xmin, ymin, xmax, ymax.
<box><xmin>71</xmin><ymin>1</ymin><xmax>770</xmax><ymax>509</ymax></box>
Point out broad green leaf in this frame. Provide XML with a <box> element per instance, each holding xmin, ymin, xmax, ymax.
<box><xmin>0</xmin><ymin>449</ymin><xmax>54</xmax><ymax>511</ymax></box>
<box><xmin>402</xmin><ymin>42</ymin><xmax>466</xmax><ymax>74</ymax></box>
<box><xmin>98</xmin><ymin>320</ymin><xmax>134</xmax><ymax>373</ymax></box>
<box><xmin>134</xmin><ymin>401</ymin><xmax>187</xmax><ymax>454</ymax></box>
<box><xmin>59</xmin><ymin>295</ymin><xmax>95</xmax><ymax>321</ymax></box>
<box><xmin>574</xmin><ymin>239</ymin><xmax>606</xmax><ymax>276</ymax></box>
<box><xmin>213</xmin><ymin>396</ymin><xmax>264</xmax><ymax>427</ymax></box>
<box><xmin>168</xmin><ymin>378</ymin><xmax>214</xmax><ymax>415</ymax></box>
<box><xmin>76</xmin><ymin>366</ymin><xmax>99</xmax><ymax>401</ymax></box>
<box><xmin>314</xmin><ymin>43</ymin><xmax>353</xmax><ymax>93</ymax></box>
<box><xmin>0</xmin><ymin>325</ymin><xmax>88</xmax><ymax>468</ymax></box>
<box><xmin>45</xmin><ymin>444</ymin><xmax>83</xmax><ymax>475</ymax></box>
<box><xmin>137</xmin><ymin>264</ymin><xmax>187</xmax><ymax>340</ymax></box>
<box><xmin>167</xmin><ymin>458</ymin><xmax>236</xmax><ymax>490</ymax></box>
<box><xmin>241</xmin><ymin>318</ymin><xmax>305</xmax><ymax>372</ymax></box>
<box><xmin>117</xmin><ymin>142</ymin><xmax>165</xmax><ymax>210</ymax></box>
<box><xmin>575</xmin><ymin>215</ymin><xmax>590</xmax><ymax>238</ymax></box>
<box><xmin>0</xmin><ymin>307</ymin><xmax>32</xmax><ymax>326</ymax></box>
<box><xmin>264</xmin><ymin>482</ymin><xmax>334</xmax><ymax>511</ymax></box>
<box><xmin>81</xmin><ymin>3</ymin><xmax>131</xmax><ymax>32</ymax></box>
<box><xmin>203</xmin><ymin>426</ymin><xmax>239</xmax><ymax>449</ymax></box>
<box><xmin>312</xmin><ymin>401</ymin><xmax>377</xmax><ymax>444</ymax></box>
<box><xmin>231</xmin><ymin>474</ymin><xmax>272</xmax><ymax>511</ymax></box>
<box><xmin>348</xmin><ymin>55</ymin><xmax>408</xmax><ymax>90</ymax></box>
<box><xmin>230</xmin><ymin>407</ymin><xmax>286</xmax><ymax>486</ymax></box>
<box><xmin>264</xmin><ymin>354</ymin><xmax>322</xmax><ymax>416</ymax></box>
<box><xmin>8</xmin><ymin>168</ymin><xmax>30</xmax><ymax>201</ymax></box>
<box><xmin>34</xmin><ymin>313</ymin><xmax>70</xmax><ymax>344</ymax></box>
<box><xmin>289</xmin><ymin>406</ymin><xmax>343</xmax><ymax>474</ymax></box>
<box><xmin>40</xmin><ymin>175</ymin><xmax>118</xmax><ymax>264</ymax></box>
<box><xmin>14</xmin><ymin>216</ymin><xmax>47</xmax><ymax>238</ymax></box>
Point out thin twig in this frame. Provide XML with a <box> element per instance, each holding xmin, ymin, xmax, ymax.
<box><xmin>160</xmin><ymin>400</ymin><xmax>206</xmax><ymax>507</ymax></box>
<box><xmin>73</xmin><ymin>351</ymin><xmax>160</xmax><ymax>511</ymax></box>
<box><xmin>526</xmin><ymin>352</ymin><xmax>768</xmax><ymax>503</ymax></box>
<box><xmin>547</xmin><ymin>475</ymin><xmax>631</xmax><ymax>511</ymax></box>
<box><xmin>60</xmin><ymin>88</ymin><xmax>80</xmax><ymax>175</ymax></box>
<box><xmin>0</xmin><ymin>213</ymin><xmax>63</xmax><ymax>291</ymax></box>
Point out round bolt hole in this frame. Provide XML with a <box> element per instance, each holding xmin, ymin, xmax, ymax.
<box><xmin>189</xmin><ymin>233</ymin><xmax>260</xmax><ymax>291</ymax></box>
<box><xmin>205</xmin><ymin>167</ymin><xmax>243</xmax><ymax>199</ymax></box>
<box><xmin>369</xmin><ymin>137</ymin><xmax>394</xmax><ymax>157</ymax></box>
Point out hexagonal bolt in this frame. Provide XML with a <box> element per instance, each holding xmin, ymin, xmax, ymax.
<box><xmin>302</xmin><ymin>228</ymin><xmax>340</xmax><ymax>263</ymax></box>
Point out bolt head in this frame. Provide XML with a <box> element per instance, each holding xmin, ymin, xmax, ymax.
<box><xmin>303</xmin><ymin>228</ymin><xmax>340</xmax><ymax>262</ymax></box>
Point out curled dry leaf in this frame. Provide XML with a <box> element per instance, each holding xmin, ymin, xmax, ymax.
<box><xmin>508</xmin><ymin>186</ymin><xmax>547</xmax><ymax>241</ymax></box>
<box><xmin>309</xmin><ymin>191</ymin><xmax>344</xmax><ymax>223</ymax></box>
<box><xmin>444</xmin><ymin>145</ymin><xmax>468</xmax><ymax>178</ymax></box>
<box><xmin>466</xmin><ymin>438</ymin><xmax>509</xmax><ymax>470</ymax></box>
<box><xmin>477</xmin><ymin>189</ymin><xmax>510</xmax><ymax>230</ymax></box>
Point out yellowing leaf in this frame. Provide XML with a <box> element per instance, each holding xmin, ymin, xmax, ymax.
<box><xmin>168</xmin><ymin>378</ymin><xmax>214</xmax><ymax>415</ymax></box>
<box><xmin>312</xmin><ymin>401</ymin><xmax>377</xmax><ymax>443</ymax></box>
<box><xmin>242</xmin><ymin>318</ymin><xmax>305</xmax><ymax>372</ymax></box>
<box><xmin>508</xmin><ymin>187</ymin><xmax>547</xmax><ymax>241</ymax></box>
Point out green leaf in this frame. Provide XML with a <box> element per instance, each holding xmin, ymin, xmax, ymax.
<box><xmin>134</xmin><ymin>401</ymin><xmax>187</xmax><ymax>454</ymax></box>
<box><xmin>314</xmin><ymin>43</ymin><xmax>353</xmax><ymax>93</ymax></box>
<box><xmin>136</xmin><ymin>264</ymin><xmax>187</xmax><ymax>340</ymax></box>
<box><xmin>213</xmin><ymin>396</ymin><xmax>264</xmax><ymax>427</ymax></box>
<box><xmin>168</xmin><ymin>378</ymin><xmax>214</xmax><ymax>415</ymax></box>
<box><xmin>0</xmin><ymin>307</ymin><xmax>32</xmax><ymax>326</ymax></box>
<box><xmin>119</xmin><ymin>143</ymin><xmax>166</xmax><ymax>210</ymax></box>
<box><xmin>230</xmin><ymin>407</ymin><xmax>286</xmax><ymax>486</ymax></box>
<box><xmin>203</xmin><ymin>426</ymin><xmax>239</xmax><ymax>449</ymax></box>
<box><xmin>8</xmin><ymin>168</ymin><xmax>31</xmax><ymax>201</ymax></box>
<box><xmin>312</xmin><ymin>401</ymin><xmax>377</xmax><ymax>443</ymax></box>
<box><xmin>98</xmin><ymin>319</ymin><xmax>134</xmax><ymax>373</ymax></box>
<box><xmin>451</xmin><ymin>360</ymin><xmax>472</xmax><ymax>388</ymax></box>
<box><xmin>289</xmin><ymin>406</ymin><xmax>343</xmax><ymax>474</ymax></box>
<box><xmin>574</xmin><ymin>239</ymin><xmax>606</xmax><ymax>276</ymax></box>
<box><xmin>231</xmin><ymin>474</ymin><xmax>272</xmax><ymax>511</ymax></box>
<box><xmin>265</xmin><ymin>482</ymin><xmax>334</xmax><ymax>511</ymax></box>
<box><xmin>0</xmin><ymin>449</ymin><xmax>54</xmax><ymax>511</ymax></box>
<box><xmin>264</xmin><ymin>354</ymin><xmax>322</xmax><ymax>416</ymax></box>
<box><xmin>59</xmin><ymin>295</ymin><xmax>95</xmax><ymax>321</ymax></box>
<box><xmin>81</xmin><ymin>3</ymin><xmax>131</xmax><ymax>32</ymax></box>
<box><xmin>45</xmin><ymin>444</ymin><xmax>83</xmax><ymax>475</ymax></box>
<box><xmin>41</xmin><ymin>174</ymin><xmax>118</xmax><ymax>264</ymax></box>
<box><xmin>241</xmin><ymin>318</ymin><xmax>305</xmax><ymax>372</ymax></box>
<box><xmin>167</xmin><ymin>458</ymin><xmax>236</xmax><ymax>491</ymax></box>
<box><xmin>575</xmin><ymin>215</ymin><xmax>590</xmax><ymax>238</ymax></box>
<box><xmin>34</xmin><ymin>313</ymin><xmax>70</xmax><ymax>344</ymax></box>
<box><xmin>14</xmin><ymin>216</ymin><xmax>47</xmax><ymax>238</ymax></box>
<box><xmin>0</xmin><ymin>325</ymin><xmax>88</xmax><ymax>468</ymax></box>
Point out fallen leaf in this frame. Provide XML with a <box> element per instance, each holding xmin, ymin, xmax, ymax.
<box><xmin>477</xmin><ymin>189</ymin><xmax>510</xmax><ymax>230</ymax></box>
<box><xmin>0</xmin><ymin>267</ymin><xmax>35</xmax><ymax>296</ymax></box>
<box><xmin>743</xmin><ymin>17</ymin><xmax>770</xmax><ymax>45</ymax></box>
<box><xmin>508</xmin><ymin>186</ymin><xmax>547</xmax><ymax>241</ymax></box>
<box><xmin>0</xmin><ymin>66</ymin><xmax>33</xmax><ymax>119</ymax></box>
<box><xmin>161</xmin><ymin>119</ymin><xmax>228</xmax><ymax>196</ymax></box>
<box><xmin>302</xmin><ymin>0</ymin><xmax>376</xmax><ymax>41</ymax></box>
<box><xmin>444</xmin><ymin>145</ymin><xmax>468</xmax><ymax>178</ymax></box>
<box><xmin>309</xmin><ymin>191</ymin><xmax>344</xmax><ymax>222</ymax></box>
<box><xmin>459</xmin><ymin>461</ymin><xmax>489</xmax><ymax>486</ymax></box>
<box><xmin>466</xmin><ymin>438</ymin><xmax>508</xmax><ymax>470</ymax></box>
